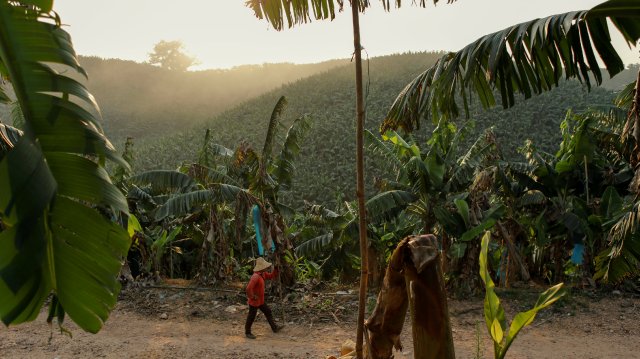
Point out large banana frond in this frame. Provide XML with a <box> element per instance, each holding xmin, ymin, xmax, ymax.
<box><xmin>0</xmin><ymin>2</ymin><xmax>128</xmax><ymax>332</ymax></box>
<box><xmin>272</xmin><ymin>114</ymin><xmax>311</xmax><ymax>191</ymax></box>
<box><xmin>366</xmin><ymin>190</ymin><xmax>417</xmax><ymax>223</ymax></box>
<box><xmin>187</xmin><ymin>163</ymin><xmax>240</xmax><ymax>187</ymax></box>
<box><xmin>155</xmin><ymin>189</ymin><xmax>214</xmax><ymax>221</ymax></box>
<box><xmin>197</xmin><ymin>129</ymin><xmax>234</xmax><ymax>167</ymax></box>
<box><xmin>245</xmin><ymin>0</ymin><xmax>453</xmax><ymax>31</ymax></box>
<box><xmin>615</xmin><ymin>80</ymin><xmax>636</xmax><ymax>109</ymax></box>
<box><xmin>305</xmin><ymin>203</ymin><xmax>353</xmax><ymax>228</ymax></box>
<box><xmin>518</xmin><ymin>190</ymin><xmax>547</xmax><ymax>207</ymax></box>
<box><xmin>449</xmin><ymin>129</ymin><xmax>498</xmax><ymax>190</ymax></box>
<box><xmin>365</xmin><ymin>130</ymin><xmax>403</xmax><ymax>170</ymax></box>
<box><xmin>129</xmin><ymin>170</ymin><xmax>198</xmax><ymax>194</ymax></box>
<box><xmin>127</xmin><ymin>184</ymin><xmax>156</xmax><ymax>205</ymax></box>
<box><xmin>595</xmin><ymin>201</ymin><xmax>640</xmax><ymax>283</ymax></box>
<box><xmin>155</xmin><ymin>184</ymin><xmax>257</xmax><ymax>220</ymax></box>
<box><xmin>295</xmin><ymin>232</ymin><xmax>337</xmax><ymax>257</ymax></box>
<box><xmin>382</xmin><ymin>0</ymin><xmax>640</xmax><ymax>133</ymax></box>
<box><xmin>262</xmin><ymin>96</ymin><xmax>287</xmax><ymax>161</ymax></box>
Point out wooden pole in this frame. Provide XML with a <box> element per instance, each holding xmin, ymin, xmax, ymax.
<box><xmin>349</xmin><ymin>1</ymin><xmax>369</xmax><ymax>358</ymax></box>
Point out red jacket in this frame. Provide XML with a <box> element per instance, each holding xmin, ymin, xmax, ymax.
<box><xmin>246</xmin><ymin>270</ymin><xmax>277</xmax><ymax>307</ymax></box>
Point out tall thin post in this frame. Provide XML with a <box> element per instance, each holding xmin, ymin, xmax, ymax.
<box><xmin>350</xmin><ymin>1</ymin><xmax>368</xmax><ymax>358</ymax></box>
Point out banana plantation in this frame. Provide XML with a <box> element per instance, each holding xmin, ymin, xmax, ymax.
<box><xmin>1</xmin><ymin>0</ymin><xmax>640</xmax><ymax>358</ymax></box>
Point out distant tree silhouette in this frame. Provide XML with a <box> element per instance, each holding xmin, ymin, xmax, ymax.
<box><xmin>148</xmin><ymin>40</ymin><xmax>198</xmax><ymax>71</ymax></box>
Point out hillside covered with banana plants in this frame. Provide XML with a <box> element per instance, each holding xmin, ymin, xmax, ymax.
<box><xmin>133</xmin><ymin>51</ymin><xmax>629</xmax><ymax>206</ymax></box>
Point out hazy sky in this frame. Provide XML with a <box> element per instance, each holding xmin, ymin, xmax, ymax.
<box><xmin>54</xmin><ymin>0</ymin><xmax>638</xmax><ymax>70</ymax></box>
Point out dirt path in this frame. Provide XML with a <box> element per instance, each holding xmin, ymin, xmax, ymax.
<box><xmin>0</xmin><ymin>288</ymin><xmax>638</xmax><ymax>358</ymax></box>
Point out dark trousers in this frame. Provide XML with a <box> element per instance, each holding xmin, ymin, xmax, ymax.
<box><xmin>245</xmin><ymin>304</ymin><xmax>277</xmax><ymax>334</ymax></box>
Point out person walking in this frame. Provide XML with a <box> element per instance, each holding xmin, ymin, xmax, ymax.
<box><xmin>244</xmin><ymin>257</ymin><xmax>283</xmax><ymax>339</ymax></box>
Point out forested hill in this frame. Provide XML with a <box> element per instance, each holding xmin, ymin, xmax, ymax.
<box><xmin>133</xmin><ymin>51</ymin><xmax>633</xmax><ymax>206</ymax></box>
<box><xmin>77</xmin><ymin>56</ymin><xmax>348</xmax><ymax>140</ymax></box>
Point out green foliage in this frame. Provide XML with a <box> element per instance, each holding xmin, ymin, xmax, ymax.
<box><xmin>263</xmin><ymin>96</ymin><xmax>288</xmax><ymax>161</ymax></box>
<box><xmin>133</xmin><ymin>51</ymin><xmax>619</xmax><ymax>207</ymax></box>
<box><xmin>129</xmin><ymin>170</ymin><xmax>198</xmax><ymax>194</ymax></box>
<box><xmin>595</xmin><ymin>199</ymin><xmax>640</xmax><ymax>283</ymax></box>
<box><xmin>480</xmin><ymin>232</ymin><xmax>565</xmax><ymax>359</ymax></box>
<box><xmin>366</xmin><ymin>190</ymin><xmax>417</xmax><ymax>223</ymax></box>
<box><xmin>0</xmin><ymin>1</ymin><xmax>129</xmax><ymax>333</ymax></box>
<box><xmin>383</xmin><ymin>0</ymin><xmax>640</xmax><ymax>133</ymax></box>
<box><xmin>245</xmin><ymin>0</ymin><xmax>451</xmax><ymax>31</ymax></box>
<box><xmin>272</xmin><ymin>114</ymin><xmax>312</xmax><ymax>191</ymax></box>
<box><xmin>284</xmin><ymin>250</ymin><xmax>321</xmax><ymax>282</ymax></box>
<box><xmin>126</xmin><ymin>104</ymin><xmax>311</xmax><ymax>281</ymax></box>
<box><xmin>150</xmin><ymin>226</ymin><xmax>183</xmax><ymax>273</ymax></box>
<box><xmin>111</xmin><ymin>136</ymin><xmax>134</xmax><ymax>190</ymax></box>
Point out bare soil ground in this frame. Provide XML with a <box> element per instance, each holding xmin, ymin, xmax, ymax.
<box><xmin>1</xmin><ymin>283</ymin><xmax>638</xmax><ymax>359</ymax></box>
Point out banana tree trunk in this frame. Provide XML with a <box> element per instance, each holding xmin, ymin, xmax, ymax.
<box><xmin>366</xmin><ymin>238</ymin><xmax>409</xmax><ymax>359</ymax></box>
<box><xmin>496</xmin><ymin>221</ymin><xmax>530</xmax><ymax>283</ymax></box>
<box><xmin>405</xmin><ymin>235</ymin><xmax>455</xmax><ymax>359</ymax></box>
<box><xmin>350</xmin><ymin>1</ymin><xmax>369</xmax><ymax>358</ymax></box>
<box><xmin>367</xmin><ymin>235</ymin><xmax>455</xmax><ymax>359</ymax></box>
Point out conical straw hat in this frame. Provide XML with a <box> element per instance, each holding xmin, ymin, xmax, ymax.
<box><xmin>253</xmin><ymin>257</ymin><xmax>272</xmax><ymax>272</ymax></box>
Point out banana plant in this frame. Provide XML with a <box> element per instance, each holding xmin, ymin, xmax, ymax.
<box><xmin>293</xmin><ymin>202</ymin><xmax>358</xmax><ymax>277</ymax></box>
<box><xmin>150</xmin><ymin>226</ymin><xmax>183</xmax><ymax>276</ymax></box>
<box><xmin>519</xmin><ymin>106</ymin><xmax>636</xmax><ymax>282</ymax></box>
<box><xmin>0</xmin><ymin>1</ymin><xmax>130</xmax><ymax>333</ymax></box>
<box><xmin>128</xmin><ymin>111</ymin><xmax>312</xmax><ymax>281</ymax></box>
<box><xmin>294</xmin><ymin>191</ymin><xmax>419</xmax><ymax>279</ymax></box>
<box><xmin>592</xmin><ymin>101</ymin><xmax>640</xmax><ymax>282</ymax></box>
<box><xmin>383</xmin><ymin>0</ymin><xmax>640</xmax><ymax>133</ymax></box>
<box><xmin>595</xmin><ymin>194</ymin><xmax>640</xmax><ymax>283</ymax></box>
<box><xmin>366</xmin><ymin>121</ymin><xmax>499</xmax><ymax>238</ymax></box>
<box><xmin>233</xmin><ymin>96</ymin><xmax>312</xmax><ymax>208</ymax></box>
<box><xmin>480</xmin><ymin>231</ymin><xmax>565</xmax><ymax>359</ymax></box>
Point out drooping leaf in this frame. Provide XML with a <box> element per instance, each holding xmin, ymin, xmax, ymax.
<box><xmin>518</xmin><ymin>190</ymin><xmax>547</xmax><ymax>207</ymax></box>
<box><xmin>366</xmin><ymin>190</ymin><xmax>417</xmax><ymax>223</ymax></box>
<box><xmin>425</xmin><ymin>151</ymin><xmax>445</xmax><ymax>188</ymax></box>
<box><xmin>154</xmin><ymin>184</ymin><xmax>257</xmax><ymax>220</ymax></box>
<box><xmin>129</xmin><ymin>170</ymin><xmax>198</xmax><ymax>194</ymax></box>
<box><xmin>0</xmin><ymin>2</ymin><xmax>128</xmax><ymax>332</ymax></box>
<box><xmin>460</xmin><ymin>205</ymin><xmax>505</xmax><ymax>242</ymax></box>
<box><xmin>595</xmin><ymin>201</ymin><xmax>640</xmax><ymax>283</ymax></box>
<box><xmin>382</xmin><ymin>0</ymin><xmax>640</xmax><ymax>133</ymax></box>
<box><xmin>48</xmin><ymin>197</ymin><xmax>130</xmax><ymax>333</ymax></box>
<box><xmin>262</xmin><ymin>95</ymin><xmax>287</xmax><ymax>161</ymax></box>
<box><xmin>295</xmin><ymin>232</ymin><xmax>337</xmax><ymax>257</ymax></box>
<box><xmin>600</xmin><ymin>186</ymin><xmax>623</xmax><ymax>219</ymax></box>
<box><xmin>272</xmin><ymin>114</ymin><xmax>312</xmax><ymax>191</ymax></box>
<box><xmin>454</xmin><ymin>199</ymin><xmax>470</xmax><ymax>228</ymax></box>
<box><xmin>245</xmin><ymin>0</ymin><xmax>453</xmax><ymax>31</ymax></box>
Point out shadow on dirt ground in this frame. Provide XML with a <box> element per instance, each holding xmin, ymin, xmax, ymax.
<box><xmin>1</xmin><ymin>283</ymin><xmax>638</xmax><ymax>358</ymax></box>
